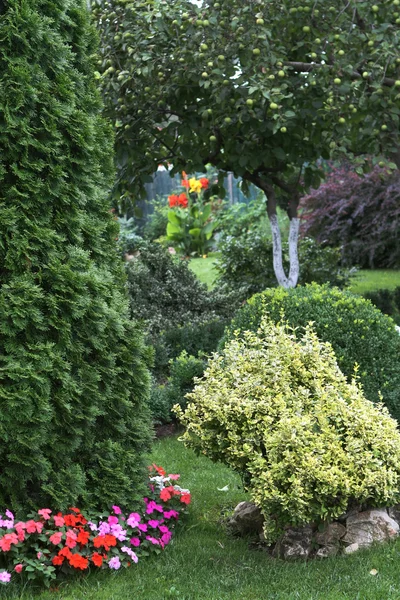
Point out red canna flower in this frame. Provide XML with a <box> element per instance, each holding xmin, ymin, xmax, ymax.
<box><xmin>177</xmin><ymin>193</ymin><xmax>188</xmax><ymax>207</ymax></box>
<box><xmin>199</xmin><ymin>177</ymin><xmax>209</xmax><ymax>189</ymax></box>
<box><xmin>168</xmin><ymin>194</ymin><xmax>179</xmax><ymax>207</ymax></box>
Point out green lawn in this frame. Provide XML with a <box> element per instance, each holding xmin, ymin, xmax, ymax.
<box><xmin>5</xmin><ymin>437</ymin><xmax>400</xmax><ymax>600</ymax></box>
<box><xmin>189</xmin><ymin>252</ymin><xmax>400</xmax><ymax>298</ymax></box>
<box><xmin>188</xmin><ymin>252</ymin><xmax>219</xmax><ymax>289</ymax></box>
<box><xmin>348</xmin><ymin>270</ymin><xmax>400</xmax><ymax>295</ymax></box>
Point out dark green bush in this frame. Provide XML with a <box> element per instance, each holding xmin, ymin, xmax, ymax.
<box><xmin>221</xmin><ymin>284</ymin><xmax>400</xmax><ymax>420</ymax></box>
<box><xmin>142</xmin><ymin>197</ymin><xmax>169</xmax><ymax>241</ymax></box>
<box><xmin>215</xmin><ymin>232</ymin><xmax>353</xmax><ymax>300</ymax></box>
<box><xmin>150</xmin><ymin>352</ymin><xmax>205</xmax><ymax>425</ymax></box>
<box><xmin>363</xmin><ymin>287</ymin><xmax>400</xmax><ymax>325</ymax></box>
<box><xmin>125</xmin><ymin>240</ymin><xmax>238</xmax><ymax>378</ymax></box>
<box><xmin>0</xmin><ymin>0</ymin><xmax>151</xmax><ymax>512</ymax></box>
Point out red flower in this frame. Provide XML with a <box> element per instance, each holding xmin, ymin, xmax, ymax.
<box><xmin>65</xmin><ymin>530</ymin><xmax>77</xmax><ymax>549</ymax></box>
<box><xmin>14</xmin><ymin>564</ymin><xmax>23</xmax><ymax>573</ymax></box>
<box><xmin>177</xmin><ymin>193</ymin><xmax>188</xmax><ymax>208</ymax></box>
<box><xmin>58</xmin><ymin>546</ymin><xmax>73</xmax><ymax>559</ymax></box>
<box><xmin>199</xmin><ymin>177</ymin><xmax>209</xmax><ymax>189</ymax></box>
<box><xmin>52</xmin><ymin>556</ymin><xmax>64</xmax><ymax>566</ymax></box>
<box><xmin>152</xmin><ymin>464</ymin><xmax>166</xmax><ymax>476</ymax></box>
<box><xmin>69</xmin><ymin>553</ymin><xmax>89</xmax><ymax>570</ymax></box>
<box><xmin>180</xmin><ymin>493</ymin><xmax>191</xmax><ymax>505</ymax></box>
<box><xmin>91</xmin><ymin>552</ymin><xmax>103</xmax><ymax>567</ymax></box>
<box><xmin>159</xmin><ymin>488</ymin><xmax>172</xmax><ymax>502</ymax></box>
<box><xmin>69</xmin><ymin>507</ymin><xmax>80</xmax><ymax>514</ymax></box>
<box><xmin>93</xmin><ymin>534</ymin><xmax>117</xmax><ymax>551</ymax></box>
<box><xmin>181</xmin><ymin>179</ymin><xmax>190</xmax><ymax>188</ymax></box>
<box><xmin>64</xmin><ymin>515</ymin><xmax>77</xmax><ymax>527</ymax></box>
<box><xmin>77</xmin><ymin>530</ymin><xmax>90</xmax><ymax>545</ymax></box>
<box><xmin>168</xmin><ymin>194</ymin><xmax>179</xmax><ymax>207</ymax></box>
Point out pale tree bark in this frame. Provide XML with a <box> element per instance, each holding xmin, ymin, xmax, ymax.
<box><xmin>264</xmin><ymin>185</ymin><xmax>300</xmax><ymax>289</ymax></box>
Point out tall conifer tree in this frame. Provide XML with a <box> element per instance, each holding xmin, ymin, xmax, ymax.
<box><xmin>0</xmin><ymin>0</ymin><xmax>151</xmax><ymax>512</ymax></box>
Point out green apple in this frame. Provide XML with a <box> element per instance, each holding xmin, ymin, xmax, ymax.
<box><xmin>253</xmin><ymin>48</ymin><xmax>261</xmax><ymax>55</ymax></box>
<box><xmin>338</xmin><ymin>117</ymin><xmax>346</xmax><ymax>124</ymax></box>
<box><xmin>209</xmin><ymin>135</ymin><xmax>217</xmax><ymax>142</ymax></box>
<box><xmin>200</xmin><ymin>43</ymin><xmax>208</xmax><ymax>51</ymax></box>
<box><xmin>394</xmin><ymin>80</ymin><xmax>400</xmax><ymax>87</ymax></box>
<box><xmin>202</xmin><ymin>72</ymin><xmax>209</xmax><ymax>79</ymax></box>
<box><xmin>224</xmin><ymin>117</ymin><xmax>232</xmax><ymax>124</ymax></box>
<box><xmin>362</xmin><ymin>71</ymin><xmax>369</xmax><ymax>78</ymax></box>
<box><xmin>334</xmin><ymin>78</ymin><xmax>341</xmax><ymax>85</ymax></box>
<box><xmin>246</xmin><ymin>98</ymin><xmax>254</xmax><ymax>107</ymax></box>
<box><xmin>372</xmin><ymin>5</ymin><xmax>379</xmax><ymax>11</ymax></box>
<box><xmin>218</xmin><ymin>55</ymin><xmax>225</xmax><ymax>61</ymax></box>
<box><xmin>256</xmin><ymin>18</ymin><xmax>264</xmax><ymax>25</ymax></box>
<box><xmin>381</xmin><ymin>124</ymin><xmax>388</xmax><ymax>131</ymax></box>
<box><xmin>303</xmin><ymin>26</ymin><xmax>310</xmax><ymax>33</ymax></box>
<box><xmin>280</xmin><ymin>127</ymin><xmax>287</xmax><ymax>133</ymax></box>
<box><xmin>270</xmin><ymin>102</ymin><xmax>278</xmax><ymax>110</ymax></box>
<box><xmin>278</xmin><ymin>70</ymin><xmax>285</xmax><ymax>77</ymax></box>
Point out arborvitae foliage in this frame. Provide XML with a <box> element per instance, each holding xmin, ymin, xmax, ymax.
<box><xmin>0</xmin><ymin>0</ymin><xmax>152</xmax><ymax>513</ymax></box>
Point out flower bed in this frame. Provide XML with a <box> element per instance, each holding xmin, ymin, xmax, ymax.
<box><xmin>0</xmin><ymin>465</ymin><xmax>190</xmax><ymax>587</ymax></box>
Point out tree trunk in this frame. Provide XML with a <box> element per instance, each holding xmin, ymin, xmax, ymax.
<box><xmin>264</xmin><ymin>188</ymin><xmax>300</xmax><ymax>289</ymax></box>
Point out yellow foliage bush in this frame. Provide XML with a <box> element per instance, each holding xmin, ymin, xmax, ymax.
<box><xmin>175</xmin><ymin>319</ymin><xmax>400</xmax><ymax>541</ymax></box>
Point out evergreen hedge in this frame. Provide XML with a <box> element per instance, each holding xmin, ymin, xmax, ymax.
<box><xmin>0</xmin><ymin>0</ymin><xmax>151</xmax><ymax>513</ymax></box>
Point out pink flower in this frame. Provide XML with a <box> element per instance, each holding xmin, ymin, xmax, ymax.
<box><xmin>112</xmin><ymin>505</ymin><xmax>122</xmax><ymax>515</ymax></box>
<box><xmin>53</xmin><ymin>515</ymin><xmax>65</xmax><ymax>527</ymax></box>
<box><xmin>146</xmin><ymin>535</ymin><xmax>160</xmax><ymax>545</ymax></box>
<box><xmin>38</xmin><ymin>509</ymin><xmax>52</xmax><ymax>520</ymax></box>
<box><xmin>159</xmin><ymin>525</ymin><xmax>170</xmax><ymax>534</ymax></box>
<box><xmin>161</xmin><ymin>531</ymin><xmax>172</xmax><ymax>545</ymax></box>
<box><xmin>148</xmin><ymin>520</ymin><xmax>159</xmax><ymax>528</ymax></box>
<box><xmin>0</xmin><ymin>571</ymin><xmax>10</xmax><ymax>583</ymax></box>
<box><xmin>168</xmin><ymin>474</ymin><xmax>180</xmax><ymax>481</ymax></box>
<box><xmin>49</xmin><ymin>532</ymin><xmax>63</xmax><ymax>545</ymax></box>
<box><xmin>14</xmin><ymin>564</ymin><xmax>23</xmax><ymax>574</ymax></box>
<box><xmin>127</xmin><ymin>512</ymin><xmax>141</xmax><ymax>526</ymax></box>
<box><xmin>130</xmin><ymin>537</ymin><xmax>140</xmax><ymax>547</ymax></box>
<box><xmin>5</xmin><ymin>510</ymin><xmax>14</xmax><ymax>521</ymax></box>
<box><xmin>25</xmin><ymin>520</ymin><xmax>43</xmax><ymax>534</ymax></box>
<box><xmin>108</xmin><ymin>556</ymin><xmax>121</xmax><ymax>570</ymax></box>
<box><xmin>163</xmin><ymin>510</ymin><xmax>179</xmax><ymax>520</ymax></box>
<box><xmin>0</xmin><ymin>533</ymin><xmax>18</xmax><ymax>551</ymax></box>
<box><xmin>121</xmin><ymin>546</ymin><xmax>139</xmax><ymax>563</ymax></box>
<box><xmin>108</xmin><ymin>516</ymin><xmax>119</xmax><ymax>525</ymax></box>
<box><xmin>37</xmin><ymin>552</ymin><xmax>42</xmax><ymax>560</ymax></box>
<box><xmin>145</xmin><ymin>500</ymin><xmax>163</xmax><ymax>514</ymax></box>
<box><xmin>65</xmin><ymin>530</ymin><xmax>77</xmax><ymax>549</ymax></box>
<box><xmin>138</xmin><ymin>523</ymin><xmax>147</xmax><ymax>532</ymax></box>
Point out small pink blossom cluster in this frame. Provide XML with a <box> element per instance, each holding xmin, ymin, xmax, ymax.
<box><xmin>0</xmin><ymin>465</ymin><xmax>190</xmax><ymax>586</ymax></box>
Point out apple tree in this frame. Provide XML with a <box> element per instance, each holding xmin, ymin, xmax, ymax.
<box><xmin>91</xmin><ymin>0</ymin><xmax>400</xmax><ymax>287</ymax></box>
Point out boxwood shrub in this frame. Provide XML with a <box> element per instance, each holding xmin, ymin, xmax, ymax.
<box><xmin>177</xmin><ymin>320</ymin><xmax>400</xmax><ymax>541</ymax></box>
<box><xmin>220</xmin><ymin>284</ymin><xmax>400</xmax><ymax>421</ymax></box>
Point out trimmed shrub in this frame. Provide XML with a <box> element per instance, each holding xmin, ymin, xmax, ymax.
<box><xmin>300</xmin><ymin>165</ymin><xmax>400</xmax><ymax>269</ymax></box>
<box><xmin>215</xmin><ymin>232</ymin><xmax>352</xmax><ymax>301</ymax></box>
<box><xmin>363</xmin><ymin>287</ymin><xmax>400</xmax><ymax>326</ymax></box>
<box><xmin>220</xmin><ymin>284</ymin><xmax>400</xmax><ymax>420</ymax></box>
<box><xmin>0</xmin><ymin>0</ymin><xmax>151</xmax><ymax>512</ymax></box>
<box><xmin>176</xmin><ymin>320</ymin><xmax>400</xmax><ymax>541</ymax></box>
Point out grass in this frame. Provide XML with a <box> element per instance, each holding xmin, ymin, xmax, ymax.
<box><xmin>188</xmin><ymin>252</ymin><xmax>219</xmax><ymax>289</ymax></box>
<box><xmin>4</xmin><ymin>437</ymin><xmax>400</xmax><ymax>600</ymax></box>
<box><xmin>189</xmin><ymin>252</ymin><xmax>400</xmax><ymax>298</ymax></box>
<box><xmin>348</xmin><ymin>270</ymin><xmax>400</xmax><ymax>295</ymax></box>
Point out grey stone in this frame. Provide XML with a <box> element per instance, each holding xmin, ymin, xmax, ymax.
<box><xmin>344</xmin><ymin>542</ymin><xmax>359</xmax><ymax>554</ymax></box>
<box><xmin>343</xmin><ymin>509</ymin><xmax>399</xmax><ymax>547</ymax></box>
<box><xmin>228</xmin><ymin>502</ymin><xmax>264</xmax><ymax>536</ymax></box>
<box><xmin>315</xmin><ymin>545</ymin><xmax>339</xmax><ymax>559</ymax></box>
<box><xmin>272</xmin><ymin>525</ymin><xmax>314</xmax><ymax>561</ymax></box>
<box><xmin>315</xmin><ymin>522</ymin><xmax>346</xmax><ymax>547</ymax></box>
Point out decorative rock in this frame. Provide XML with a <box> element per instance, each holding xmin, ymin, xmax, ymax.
<box><xmin>343</xmin><ymin>509</ymin><xmax>399</xmax><ymax>547</ymax></box>
<box><xmin>315</xmin><ymin>545</ymin><xmax>339</xmax><ymax>558</ymax></box>
<box><xmin>228</xmin><ymin>502</ymin><xmax>264</xmax><ymax>536</ymax></box>
<box><xmin>344</xmin><ymin>542</ymin><xmax>359</xmax><ymax>554</ymax></box>
<box><xmin>272</xmin><ymin>525</ymin><xmax>314</xmax><ymax>561</ymax></box>
<box><xmin>315</xmin><ymin>522</ymin><xmax>346</xmax><ymax>547</ymax></box>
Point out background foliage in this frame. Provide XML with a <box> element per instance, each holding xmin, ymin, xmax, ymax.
<box><xmin>221</xmin><ymin>284</ymin><xmax>400</xmax><ymax>421</ymax></box>
<box><xmin>301</xmin><ymin>165</ymin><xmax>400</xmax><ymax>269</ymax></box>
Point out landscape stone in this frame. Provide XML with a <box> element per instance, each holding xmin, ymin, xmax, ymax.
<box><xmin>272</xmin><ymin>525</ymin><xmax>314</xmax><ymax>561</ymax></box>
<box><xmin>343</xmin><ymin>509</ymin><xmax>399</xmax><ymax>547</ymax></box>
<box><xmin>315</xmin><ymin>522</ymin><xmax>346</xmax><ymax>547</ymax></box>
<box><xmin>344</xmin><ymin>542</ymin><xmax>359</xmax><ymax>554</ymax></box>
<box><xmin>228</xmin><ymin>502</ymin><xmax>264</xmax><ymax>536</ymax></box>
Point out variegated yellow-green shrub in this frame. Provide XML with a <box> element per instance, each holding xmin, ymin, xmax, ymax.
<box><xmin>175</xmin><ymin>319</ymin><xmax>400</xmax><ymax>542</ymax></box>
